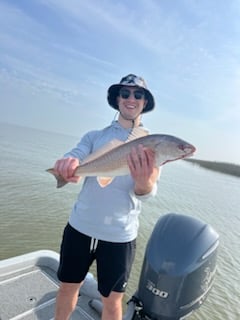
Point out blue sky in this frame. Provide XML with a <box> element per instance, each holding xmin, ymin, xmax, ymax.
<box><xmin>0</xmin><ymin>0</ymin><xmax>239</xmax><ymax>164</ymax></box>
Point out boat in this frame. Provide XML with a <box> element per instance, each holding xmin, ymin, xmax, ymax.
<box><xmin>0</xmin><ymin>213</ymin><xmax>219</xmax><ymax>320</ymax></box>
<box><xmin>0</xmin><ymin>249</ymin><xmax>102</xmax><ymax>320</ymax></box>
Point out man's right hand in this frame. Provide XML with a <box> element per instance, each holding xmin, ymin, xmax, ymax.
<box><xmin>54</xmin><ymin>157</ymin><xmax>81</xmax><ymax>183</ymax></box>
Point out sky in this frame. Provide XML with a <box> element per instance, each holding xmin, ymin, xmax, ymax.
<box><xmin>0</xmin><ymin>0</ymin><xmax>239</xmax><ymax>164</ymax></box>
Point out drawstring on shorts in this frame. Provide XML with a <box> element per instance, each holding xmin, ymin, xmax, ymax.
<box><xmin>90</xmin><ymin>238</ymin><xmax>98</xmax><ymax>253</ymax></box>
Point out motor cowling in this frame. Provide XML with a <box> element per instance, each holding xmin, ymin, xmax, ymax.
<box><xmin>136</xmin><ymin>213</ymin><xmax>219</xmax><ymax>320</ymax></box>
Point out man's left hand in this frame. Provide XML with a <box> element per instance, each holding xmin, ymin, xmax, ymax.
<box><xmin>127</xmin><ymin>144</ymin><xmax>159</xmax><ymax>195</ymax></box>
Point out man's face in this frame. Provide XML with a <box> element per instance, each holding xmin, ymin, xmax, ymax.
<box><xmin>117</xmin><ymin>86</ymin><xmax>148</xmax><ymax>120</ymax></box>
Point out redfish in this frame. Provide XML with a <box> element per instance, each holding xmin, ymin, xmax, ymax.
<box><xmin>47</xmin><ymin>133</ymin><xmax>196</xmax><ymax>188</ymax></box>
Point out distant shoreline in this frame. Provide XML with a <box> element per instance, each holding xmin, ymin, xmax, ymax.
<box><xmin>184</xmin><ymin>158</ymin><xmax>240</xmax><ymax>178</ymax></box>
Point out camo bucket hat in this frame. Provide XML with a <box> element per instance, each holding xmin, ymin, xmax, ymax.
<box><xmin>107</xmin><ymin>74</ymin><xmax>155</xmax><ymax>113</ymax></box>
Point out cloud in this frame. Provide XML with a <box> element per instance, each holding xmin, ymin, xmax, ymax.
<box><xmin>0</xmin><ymin>1</ymin><xmax>119</xmax><ymax>104</ymax></box>
<box><xmin>37</xmin><ymin>0</ymin><xmax>180</xmax><ymax>54</ymax></box>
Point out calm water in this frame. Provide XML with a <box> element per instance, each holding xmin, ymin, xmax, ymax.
<box><xmin>0</xmin><ymin>122</ymin><xmax>239</xmax><ymax>320</ymax></box>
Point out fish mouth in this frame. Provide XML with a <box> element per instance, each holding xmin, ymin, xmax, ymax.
<box><xmin>178</xmin><ymin>144</ymin><xmax>196</xmax><ymax>155</ymax></box>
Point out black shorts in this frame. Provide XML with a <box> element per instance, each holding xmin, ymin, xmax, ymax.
<box><xmin>57</xmin><ymin>223</ymin><xmax>136</xmax><ymax>297</ymax></box>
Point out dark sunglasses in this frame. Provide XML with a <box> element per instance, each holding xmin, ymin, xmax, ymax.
<box><xmin>119</xmin><ymin>88</ymin><xmax>145</xmax><ymax>100</ymax></box>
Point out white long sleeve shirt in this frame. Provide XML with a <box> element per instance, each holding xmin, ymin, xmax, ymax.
<box><xmin>65</xmin><ymin>121</ymin><xmax>158</xmax><ymax>242</ymax></box>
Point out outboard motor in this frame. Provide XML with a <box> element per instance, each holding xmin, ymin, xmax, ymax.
<box><xmin>131</xmin><ymin>213</ymin><xmax>219</xmax><ymax>320</ymax></box>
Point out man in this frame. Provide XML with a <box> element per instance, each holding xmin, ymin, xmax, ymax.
<box><xmin>53</xmin><ymin>74</ymin><xmax>160</xmax><ymax>320</ymax></box>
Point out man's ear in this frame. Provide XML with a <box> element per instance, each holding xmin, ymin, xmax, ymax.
<box><xmin>143</xmin><ymin>99</ymin><xmax>148</xmax><ymax>109</ymax></box>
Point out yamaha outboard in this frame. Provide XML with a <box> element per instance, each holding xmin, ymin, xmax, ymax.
<box><xmin>89</xmin><ymin>213</ymin><xmax>219</xmax><ymax>319</ymax></box>
<box><xmin>128</xmin><ymin>213</ymin><xmax>219</xmax><ymax>319</ymax></box>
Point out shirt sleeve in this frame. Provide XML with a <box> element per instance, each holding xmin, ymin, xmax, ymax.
<box><xmin>134</xmin><ymin>168</ymin><xmax>161</xmax><ymax>201</ymax></box>
<box><xmin>63</xmin><ymin>131</ymin><xmax>97</xmax><ymax>161</ymax></box>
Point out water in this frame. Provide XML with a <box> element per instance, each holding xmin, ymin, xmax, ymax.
<box><xmin>0</xmin><ymin>122</ymin><xmax>239</xmax><ymax>319</ymax></box>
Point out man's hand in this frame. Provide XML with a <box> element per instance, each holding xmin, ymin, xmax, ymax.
<box><xmin>127</xmin><ymin>145</ymin><xmax>159</xmax><ymax>195</ymax></box>
<box><xmin>54</xmin><ymin>157</ymin><xmax>81</xmax><ymax>183</ymax></box>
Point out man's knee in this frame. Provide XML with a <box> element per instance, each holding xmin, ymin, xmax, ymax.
<box><xmin>102</xmin><ymin>291</ymin><xmax>124</xmax><ymax>313</ymax></box>
<box><xmin>55</xmin><ymin>282</ymin><xmax>83</xmax><ymax>320</ymax></box>
<box><xmin>58</xmin><ymin>282</ymin><xmax>82</xmax><ymax>295</ymax></box>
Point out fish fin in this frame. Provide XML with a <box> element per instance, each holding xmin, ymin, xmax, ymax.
<box><xmin>97</xmin><ymin>177</ymin><xmax>114</xmax><ymax>187</ymax></box>
<box><xmin>46</xmin><ymin>168</ymin><xmax>68</xmax><ymax>188</ymax></box>
<box><xmin>81</xmin><ymin>128</ymin><xmax>148</xmax><ymax>165</ymax></box>
<box><xmin>81</xmin><ymin>139</ymin><xmax>124</xmax><ymax>164</ymax></box>
<box><xmin>125</xmin><ymin>127</ymin><xmax>149</xmax><ymax>142</ymax></box>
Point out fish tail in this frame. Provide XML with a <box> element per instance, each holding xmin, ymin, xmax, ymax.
<box><xmin>46</xmin><ymin>168</ymin><xmax>68</xmax><ymax>188</ymax></box>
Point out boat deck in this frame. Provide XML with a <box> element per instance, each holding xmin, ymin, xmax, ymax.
<box><xmin>0</xmin><ymin>251</ymin><xmax>101</xmax><ymax>320</ymax></box>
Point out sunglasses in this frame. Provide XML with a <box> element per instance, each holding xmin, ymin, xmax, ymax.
<box><xmin>119</xmin><ymin>88</ymin><xmax>145</xmax><ymax>100</ymax></box>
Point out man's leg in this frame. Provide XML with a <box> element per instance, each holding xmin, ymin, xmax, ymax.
<box><xmin>96</xmin><ymin>239</ymin><xmax>136</xmax><ymax>320</ymax></box>
<box><xmin>54</xmin><ymin>281</ymin><xmax>82</xmax><ymax>320</ymax></box>
<box><xmin>55</xmin><ymin>225</ymin><xmax>95</xmax><ymax>319</ymax></box>
<box><xmin>101</xmin><ymin>291</ymin><xmax>124</xmax><ymax>320</ymax></box>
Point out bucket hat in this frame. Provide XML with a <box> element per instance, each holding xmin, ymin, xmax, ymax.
<box><xmin>107</xmin><ymin>74</ymin><xmax>155</xmax><ymax>113</ymax></box>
